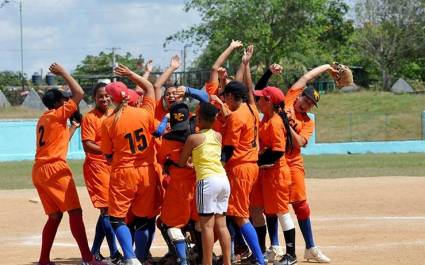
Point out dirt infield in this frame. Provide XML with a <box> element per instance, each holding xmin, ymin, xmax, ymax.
<box><xmin>2</xmin><ymin>176</ymin><xmax>425</xmax><ymax>265</ymax></box>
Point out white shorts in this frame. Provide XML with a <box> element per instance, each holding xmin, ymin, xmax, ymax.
<box><xmin>196</xmin><ymin>175</ymin><xmax>230</xmax><ymax>216</ymax></box>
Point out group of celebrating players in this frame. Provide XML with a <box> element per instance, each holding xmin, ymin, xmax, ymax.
<box><xmin>32</xmin><ymin>40</ymin><xmax>343</xmax><ymax>265</ymax></box>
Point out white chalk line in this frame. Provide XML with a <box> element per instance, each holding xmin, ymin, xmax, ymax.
<box><xmin>314</xmin><ymin>216</ymin><xmax>425</xmax><ymax>221</ymax></box>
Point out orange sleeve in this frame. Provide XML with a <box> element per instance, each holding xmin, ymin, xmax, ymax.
<box><xmin>285</xmin><ymin>86</ymin><xmax>304</xmax><ymax>106</ymax></box>
<box><xmin>141</xmin><ymin>95</ymin><xmax>155</xmax><ymax>115</ymax></box>
<box><xmin>205</xmin><ymin>80</ymin><xmax>219</xmax><ymax>96</ymax></box>
<box><xmin>81</xmin><ymin>114</ymin><xmax>95</xmax><ymax>142</ymax></box>
<box><xmin>269</xmin><ymin>117</ymin><xmax>286</xmax><ymax>152</ymax></box>
<box><xmin>299</xmin><ymin>118</ymin><xmax>314</xmax><ymax>146</ymax></box>
<box><xmin>223</xmin><ymin>113</ymin><xmax>243</xmax><ymax>147</ymax></box>
<box><xmin>55</xmin><ymin>99</ymin><xmax>77</xmax><ymax>121</ymax></box>
<box><xmin>100</xmin><ymin>119</ymin><xmax>113</xmax><ymax>155</ymax></box>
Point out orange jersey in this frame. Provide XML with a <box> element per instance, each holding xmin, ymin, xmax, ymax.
<box><xmin>205</xmin><ymin>80</ymin><xmax>219</xmax><ymax>96</ymax></box>
<box><xmin>154</xmin><ymin>98</ymin><xmax>168</xmax><ymax>123</ymax></box>
<box><xmin>35</xmin><ymin>100</ymin><xmax>77</xmax><ymax>163</ymax></box>
<box><xmin>205</xmin><ymin>80</ymin><xmax>229</xmax><ymax>135</ymax></box>
<box><xmin>284</xmin><ymin>86</ymin><xmax>314</xmax><ymax>164</ymax></box>
<box><xmin>157</xmin><ymin>138</ymin><xmax>196</xmax><ymax>181</ymax></box>
<box><xmin>101</xmin><ymin>96</ymin><xmax>156</xmax><ymax>169</ymax></box>
<box><xmin>223</xmin><ymin>103</ymin><xmax>259</xmax><ymax>166</ymax></box>
<box><xmin>259</xmin><ymin>113</ymin><xmax>288</xmax><ymax>168</ymax></box>
<box><xmin>81</xmin><ymin>108</ymin><xmax>109</xmax><ymax>162</ymax></box>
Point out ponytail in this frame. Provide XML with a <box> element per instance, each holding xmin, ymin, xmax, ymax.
<box><xmin>274</xmin><ymin>102</ymin><xmax>293</xmax><ymax>152</ymax></box>
<box><xmin>111</xmin><ymin>97</ymin><xmax>129</xmax><ymax>126</ymax></box>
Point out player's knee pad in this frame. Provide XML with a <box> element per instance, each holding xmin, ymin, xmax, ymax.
<box><xmin>163</xmin><ymin>227</ymin><xmax>188</xmax><ymax>263</ymax></box>
<box><xmin>278</xmin><ymin>213</ymin><xmax>295</xmax><ymax>231</ymax></box>
<box><xmin>167</xmin><ymin>227</ymin><xmax>186</xmax><ymax>242</ymax></box>
<box><xmin>109</xmin><ymin>216</ymin><xmax>126</xmax><ymax>230</ymax></box>
<box><xmin>293</xmin><ymin>201</ymin><xmax>310</xmax><ymax>221</ymax></box>
<box><xmin>134</xmin><ymin>217</ymin><xmax>149</xmax><ymax>231</ymax></box>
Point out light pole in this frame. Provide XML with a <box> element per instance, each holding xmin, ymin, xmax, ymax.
<box><xmin>183</xmin><ymin>44</ymin><xmax>192</xmax><ymax>84</ymax></box>
<box><xmin>1</xmin><ymin>0</ymin><xmax>24</xmax><ymax>90</ymax></box>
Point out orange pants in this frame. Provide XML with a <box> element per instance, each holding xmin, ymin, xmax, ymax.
<box><xmin>250</xmin><ymin>173</ymin><xmax>263</xmax><ymax>208</ymax></box>
<box><xmin>32</xmin><ymin>160</ymin><xmax>81</xmax><ymax>215</ymax></box>
<box><xmin>226</xmin><ymin>162</ymin><xmax>259</xmax><ymax>218</ymax></box>
<box><xmin>160</xmin><ymin>176</ymin><xmax>199</xmax><ymax>228</ymax></box>
<box><xmin>262</xmin><ymin>165</ymin><xmax>291</xmax><ymax>215</ymax></box>
<box><xmin>289</xmin><ymin>164</ymin><xmax>307</xmax><ymax>203</ymax></box>
<box><xmin>83</xmin><ymin>159</ymin><xmax>111</xmax><ymax>209</ymax></box>
<box><xmin>109</xmin><ymin>165</ymin><xmax>159</xmax><ymax>218</ymax></box>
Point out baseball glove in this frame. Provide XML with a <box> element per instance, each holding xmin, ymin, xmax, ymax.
<box><xmin>330</xmin><ymin>62</ymin><xmax>354</xmax><ymax>88</ymax></box>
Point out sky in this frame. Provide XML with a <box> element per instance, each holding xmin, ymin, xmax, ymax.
<box><xmin>0</xmin><ymin>0</ymin><xmax>201</xmax><ymax>77</ymax></box>
<box><xmin>0</xmin><ymin>0</ymin><xmax>358</xmax><ymax>78</ymax></box>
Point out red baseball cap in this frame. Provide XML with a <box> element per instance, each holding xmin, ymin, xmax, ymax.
<box><xmin>127</xmin><ymin>89</ymin><xmax>140</xmax><ymax>106</ymax></box>
<box><xmin>253</xmin><ymin>86</ymin><xmax>285</xmax><ymax>105</ymax></box>
<box><xmin>105</xmin><ymin>81</ymin><xmax>140</xmax><ymax>105</ymax></box>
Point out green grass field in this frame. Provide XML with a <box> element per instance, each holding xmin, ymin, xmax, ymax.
<box><xmin>312</xmin><ymin>91</ymin><xmax>425</xmax><ymax>142</ymax></box>
<box><xmin>1</xmin><ymin>153</ymin><xmax>424</xmax><ymax>190</ymax></box>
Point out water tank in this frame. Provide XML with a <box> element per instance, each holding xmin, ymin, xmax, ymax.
<box><xmin>31</xmin><ymin>72</ymin><xmax>42</xmax><ymax>85</ymax></box>
<box><xmin>45</xmin><ymin>72</ymin><xmax>55</xmax><ymax>86</ymax></box>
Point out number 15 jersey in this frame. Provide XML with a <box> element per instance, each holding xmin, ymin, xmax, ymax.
<box><xmin>101</xmin><ymin>96</ymin><xmax>156</xmax><ymax>169</ymax></box>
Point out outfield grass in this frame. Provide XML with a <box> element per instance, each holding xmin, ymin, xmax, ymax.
<box><xmin>310</xmin><ymin>91</ymin><xmax>425</xmax><ymax>142</ymax></box>
<box><xmin>1</xmin><ymin>153</ymin><xmax>424</xmax><ymax>190</ymax></box>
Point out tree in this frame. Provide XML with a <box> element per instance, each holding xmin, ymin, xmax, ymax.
<box><xmin>74</xmin><ymin>51</ymin><xmax>148</xmax><ymax>76</ymax></box>
<box><xmin>353</xmin><ymin>0</ymin><xmax>425</xmax><ymax>90</ymax></box>
<box><xmin>165</xmin><ymin>0</ymin><xmax>353</xmax><ymax>79</ymax></box>
<box><xmin>0</xmin><ymin>71</ymin><xmax>26</xmax><ymax>91</ymax></box>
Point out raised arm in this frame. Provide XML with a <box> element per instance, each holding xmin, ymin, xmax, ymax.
<box><xmin>210</xmin><ymin>40</ymin><xmax>243</xmax><ymax>83</ymax></box>
<box><xmin>255</xmin><ymin>63</ymin><xmax>283</xmax><ymax>90</ymax></box>
<box><xmin>154</xmin><ymin>55</ymin><xmax>180</xmax><ymax>100</ymax></box>
<box><xmin>177</xmin><ymin>135</ymin><xmax>197</xmax><ymax>167</ymax></box>
<box><xmin>292</xmin><ymin>64</ymin><xmax>337</xmax><ymax>89</ymax></box>
<box><xmin>241</xmin><ymin>45</ymin><xmax>255</xmax><ymax>104</ymax></box>
<box><xmin>142</xmin><ymin>59</ymin><xmax>153</xmax><ymax>79</ymax></box>
<box><xmin>115</xmin><ymin>64</ymin><xmax>154</xmax><ymax>99</ymax></box>
<box><xmin>49</xmin><ymin>63</ymin><xmax>84</xmax><ymax>105</ymax></box>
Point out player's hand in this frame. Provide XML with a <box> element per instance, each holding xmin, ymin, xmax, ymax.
<box><xmin>49</xmin><ymin>63</ymin><xmax>67</xmax><ymax>76</ymax></box>
<box><xmin>170</xmin><ymin>55</ymin><xmax>180</xmax><ymax>69</ymax></box>
<box><xmin>269</xmin><ymin>64</ymin><xmax>283</xmax><ymax>75</ymax></box>
<box><xmin>230</xmin><ymin>39</ymin><xmax>243</xmax><ymax>49</ymax></box>
<box><xmin>71</xmin><ymin>120</ymin><xmax>81</xmax><ymax>128</ymax></box>
<box><xmin>175</xmin><ymin>86</ymin><xmax>186</xmax><ymax>98</ymax></box>
<box><xmin>145</xmin><ymin>59</ymin><xmax>153</xmax><ymax>72</ymax></box>
<box><xmin>285</xmin><ymin>107</ymin><xmax>295</xmax><ymax>120</ymax></box>
<box><xmin>327</xmin><ymin>64</ymin><xmax>340</xmax><ymax>79</ymax></box>
<box><xmin>114</xmin><ymin>64</ymin><xmax>133</xmax><ymax>77</ymax></box>
<box><xmin>242</xmin><ymin>44</ymin><xmax>254</xmax><ymax>65</ymax></box>
<box><xmin>217</xmin><ymin>67</ymin><xmax>228</xmax><ymax>80</ymax></box>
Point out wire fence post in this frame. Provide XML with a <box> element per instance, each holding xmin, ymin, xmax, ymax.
<box><xmin>384</xmin><ymin>113</ymin><xmax>388</xmax><ymax>141</ymax></box>
<box><xmin>422</xmin><ymin>111</ymin><xmax>425</xmax><ymax>140</ymax></box>
<box><xmin>348</xmin><ymin>112</ymin><xmax>353</xmax><ymax>142</ymax></box>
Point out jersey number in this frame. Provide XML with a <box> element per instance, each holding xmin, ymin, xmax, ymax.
<box><xmin>124</xmin><ymin>128</ymin><xmax>148</xmax><ymax>154</ymax></box>
<box><xmin>38</xmin><ymin>126</ymin><xmax>46</xmax><ymax>147</ymax></box>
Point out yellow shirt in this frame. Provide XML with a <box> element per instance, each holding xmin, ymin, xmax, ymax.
<box><xmin>192</xmin><ymin>129</ymin><xmax>226</xmax><ymax>181</ymax></box>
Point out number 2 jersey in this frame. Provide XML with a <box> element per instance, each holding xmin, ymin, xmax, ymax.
<box><xmin>34</xmin><ymin>100</ymin><xmax>77</xmax><ymax>163</ymax></box>
<box><xmin>101</xmin><ymin>96</ymin><xmax>156</xmax><ymax>169</ymax></box>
